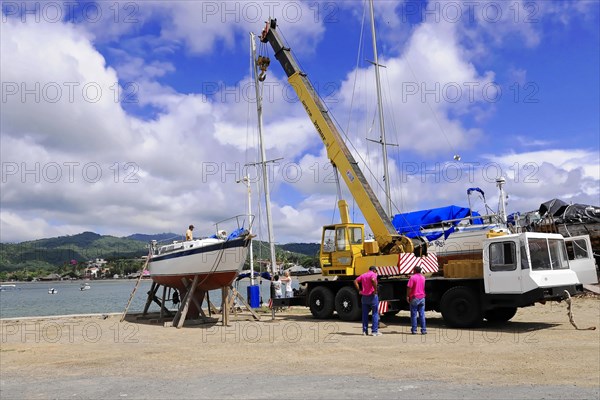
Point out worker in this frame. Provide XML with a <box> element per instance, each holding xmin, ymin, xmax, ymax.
<box><xmin>406</xmin><ymin>266</ymin><xmax>427</xmax><ymax>334</ymax></box>
<box><xmin>280</xmin><ymin>270</ymin><xmax>293</xmax><ymax>298</ymax></box>
<box><xmin>272</xmin><ymin>275</ymin><xmax>282</xmax><ymax>298</ymax></box>
<box><xmin>354</xmin><ymin>266</ymin><xmax>381</xmax><ymax>336</ymax></box>
<box><xmin>185</xmin><ymin>225</ymin><xmax>194</xmax><ymax>241</ymax></box>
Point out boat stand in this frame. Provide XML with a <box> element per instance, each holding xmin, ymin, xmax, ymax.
<box><xmin>221</xmin><ymin>286</ymin><xmax>261</xmax><ymax>325</ymax></box>
<box><xmin>138</xmin><ymin>278</ymin><xmax>261</xmax><ymax>329</ymax></box>
<box><xmin>142</xmin><ymin>282</ymin><xmax>175</xmax><ymax>319</ymax></box>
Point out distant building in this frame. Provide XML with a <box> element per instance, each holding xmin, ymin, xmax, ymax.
<box><xmin>38</xmin><ymin>273</ymin><xmax>62</xmax><ymax>281</ymax></box>
<box><xmin>87</xmin><ymin>258</ymin><xmax>107</xmax><ymax>268</ymax></box>
<box><xmin>85</xmin><ymin>259</ymin><xmax>109</xmax><ymax>278</ymax></box>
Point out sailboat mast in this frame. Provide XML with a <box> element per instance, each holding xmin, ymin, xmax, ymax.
<box><xmin>369</xmin><ymin>0</ymin><xmax>393</xmax><ymax>218</ymax></box>
<box><xmin>251</xmin><ymin>32</ymin><xmax>278</xmax><ymax>275</ymax></box>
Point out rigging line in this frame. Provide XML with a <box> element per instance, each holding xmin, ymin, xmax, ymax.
<box><xmin>278</xmin><ymin>24</ymin><xmax>392</xmax><ymax>218</ymax></box>
<box><xmin>246</xmin><ymin>37</ymin><xmax>255</xmax><ymax>167</ymax></box>
<box><xmin>404</xmin><ymin>55</ymin><xmax>459</xmax><ymax>157</ymax></box>
<box><xmin>382</xmin><ymin>63</ymin><xmax>406</xmax><ymax>215</ymax></box>
<box><xmin>345</xmin><ymin>0</ymin><xmax>368</xmax><ymax>135</ymax></box>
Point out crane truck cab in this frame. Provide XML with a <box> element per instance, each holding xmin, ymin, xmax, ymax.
<box><xmin>483</xmin><ymin>232</ymin><xmax>582</xmax><ymax>299</ymax></box>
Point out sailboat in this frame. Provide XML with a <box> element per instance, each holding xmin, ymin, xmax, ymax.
<box><xmin>363</xmin><ymin>0</ymin><xmax>440</xmax><ymax>275</ymax></box>
<box><xmin>148</xmin><ymin>222</ymin><xmax>252</xmax><ymax>292</ymax></box>
<box><xmin>362</xmin><ymin>0</ymin><xmax>507</xmax><ymax>270</ymax></box>
<box><xmin>392</xmin><ymin>179</ymin><xmax>510</xmax><ymax>268</ymax></box>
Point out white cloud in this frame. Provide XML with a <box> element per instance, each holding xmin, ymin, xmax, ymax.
<box><xmin>337</xmin><ymin>18</ymin><xmax>493</xmax><ymax>157</ymax></box>
<box><xmin>1</xmin><ymin>3</ymin><xmax>597</xmax><ymax>248</ymax></box>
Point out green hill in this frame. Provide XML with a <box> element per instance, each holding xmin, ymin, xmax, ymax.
<box><xmin>0</xmin><ymin>232</ymin><xmax>147</xmax><ymax>272</ymax></box>
<box><xmin>0</xmin><ymin>233</ymin><xmax>320</xmax><ymax>276</ymax></box>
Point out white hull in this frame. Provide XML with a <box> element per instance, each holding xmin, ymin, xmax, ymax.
<box><xmin>148</xmin><ymin>236</ymin><xmax>250</xmax><ymax>291</ymax></box>
<box><xmin>427</xmin><ymin>224</ymin><xmax>508</xmax><ymax>262</ymax></box>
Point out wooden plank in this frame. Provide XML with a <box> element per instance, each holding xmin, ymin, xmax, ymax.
<box><xmin>172</xmin><ymin>275</ymin><xmax>199</xmax><ymax>328</ymax></box>
<box><xmin>233</xmin><ymin>287</ymin><xmax>261</xmax><ymax>321</ymax></box>
<box><xmin>160</xmin><ymin>285</ymin><xmax>167</xmax><ymax>319</ymax></box>
<box><xmin>195</xmin><ymin>291</ymin><xmax>208</xmax><ymax>319</ymax></box>
<box><xmin>206</xmin><ymin>291</ymin><xmax>212</xmax><ymax>317</ymax></box>
<box><xmin>222</xmin><ymin>286</ymin><xmax>229</xmax><ymax>326</ymax></box>
<box><xmin>142</xmin><ymin>282</ymin><xmax>158</xmax><ymax>315</ymax></box>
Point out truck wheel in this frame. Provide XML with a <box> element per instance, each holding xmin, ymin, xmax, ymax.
<box><xmin>308</xmin><ymin>286</ymin><xmax>335</xmax><ymax>319</ymax></box>
<box><xmin>484</xmin><ymin>307</ymin><xmax>517</xmax><ymax>323</ymax></box>
<box><xmin>440</xmin><ymin>286</ymin><xmax>482</xmax><ymax>328</ymax></box>
<box><xmin>334</xmin><ymin>286</ymin><xmax>361</xmax><ymax>321</ymax></box>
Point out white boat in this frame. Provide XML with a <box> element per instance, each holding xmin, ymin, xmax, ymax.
<box><xmin>48</xmin><ymin>288</ymin><xmax>58</xmax><ymax>294</ymax></box>
<box><xmin>0</xmin><ymin>284</ymin><xmax>17</xmax><ymax>291</ymax></box>
<box><xmin>148</xmin><ymin>225</ymin><xmax>252</xmax><ymax>294</ymax></box>
<box><xmin>393</xmin><ymin>180</ymin><xmax>510</xmax><ymax>268</ymax></box>
<box><xmin>80</xmin><ymin>283</ymin><xmax>91</xmax><ymax>291</ymax></box>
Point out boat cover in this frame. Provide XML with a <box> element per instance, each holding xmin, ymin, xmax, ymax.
<box><xmin>392</xmin><ymin>205</ymin><xmax>482</xmax><ymax>241</ymax></box>
<box><xmin>227</xmin><ymin>228</ymin><xmax>246</xmax><ymax>240</ymax></box>
<box><xmin>236</xmin><ymin>271</ymin><xmax>273</xmax><ymax>281</ymax></box>
<box><xmin>539</xmin><ymin>199</ymin><xmax>600</xmax><ymax>223</ymax></box>
<box><xmin>539</xmin><ymin>199</ymin><xmax>569</xmax><ymax>217</ymax></box>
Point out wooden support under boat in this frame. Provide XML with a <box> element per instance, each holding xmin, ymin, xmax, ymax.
<box><xmin>160</xmin><ymin>285</ymin><xmax>167</xmax><ymax>319</ymax></box>
<box><xmin>230</xmin><ymin>286</ymin><xmax>261</xmax><ymax>321</ymax></box>
<box><xmin>133</xmin><ymin>273</ymin><xmax>261</xmax><ymax>329</ymax></box>
<box><xmin>222</xmin><ymin>286</ymin><xmax>229</xmax><ymax>326</ymax></box>
<box><xmin>174</xmin><ymin>275</ymin><xmax>199</xmax><ymax>329</ymax></box>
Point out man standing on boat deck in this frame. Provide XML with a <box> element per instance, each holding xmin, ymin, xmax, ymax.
<box><xmin>407</xmin><ymin>266</ymin><xmax>427</xmax><ymax>335</ymax></box>
<box><xmin>185</xmin><ymin>225</ymin><xmax>194</xmax><ymax>241</ymax></box>
<box><xmin>354</xmin><ymin>266</ymin><xmax>381</xmax><ymax>336</ymax></box>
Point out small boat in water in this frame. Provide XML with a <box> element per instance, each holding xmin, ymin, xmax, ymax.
<box><xmin>80</xmin><ymin>283</ymin><xmax>91</xmax><ymax>291</ymax></box>
<box><xmin>48</xmin><ymin>288</ymin><xmax>58</xmax><ymax>294</ymax></box>
<box><xmin>0</xmin><ymin>284</ymin><xmax>17</xmax><ymax>291</ymax></box>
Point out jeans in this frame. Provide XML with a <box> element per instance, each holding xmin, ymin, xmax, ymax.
<box><xmin>410</xmin><ymin>297</ymin><xmax>426</xmax><ymax>333</ymax></box>
<box><xmin>361</xmin><ymin>294</ymin><xmax>379</xmax><ymax>334</ymax></box>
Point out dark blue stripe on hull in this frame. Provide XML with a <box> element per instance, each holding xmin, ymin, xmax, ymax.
<box><xmin>150</xmin><ymin>237</ymin><xmax>250</xmax><ymax>263</ymax></box>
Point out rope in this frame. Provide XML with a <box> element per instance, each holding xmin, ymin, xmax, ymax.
<box><xmin>563</xmin><ymin>290</ymin><xmax>596</xmax><ymax>330</ymax></box>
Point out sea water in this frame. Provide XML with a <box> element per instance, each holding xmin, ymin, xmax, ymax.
<box><xmin>0</xmin><ymin>279</ymin><xmax>287</xmax><ymax>319</ymax></box>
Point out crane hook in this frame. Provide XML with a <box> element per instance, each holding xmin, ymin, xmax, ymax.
<box><xmin>256</xmin><ymin>55</ymin><xmax>270</xmax><ymax>82</ymax></box>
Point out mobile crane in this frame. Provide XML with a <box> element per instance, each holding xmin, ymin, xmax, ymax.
<box><xmin>259</xmin><ymin>19</ymin><xmax>587</xmax><ymax>327</ymax></box>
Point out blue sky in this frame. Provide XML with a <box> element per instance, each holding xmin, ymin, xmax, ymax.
<box><xmin>1</xmin><ymin>0</ymin><xmax>599</xmax><ymax>244</ymax></box>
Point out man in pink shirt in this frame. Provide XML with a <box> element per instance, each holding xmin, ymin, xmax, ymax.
<box><xmin>354</xmin><ymin>266</ymin><xmax>381</xmax><ymax>336</ymax></box>
<box><xmin>406</xmin><ymin>266</ymin><xmax>427</xmax><ymax>334</ymax></box>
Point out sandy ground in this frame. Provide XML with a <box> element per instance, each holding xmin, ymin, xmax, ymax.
<box><xmin>1</xmin><ymin>296</ymin><xmax>599</xmax><ymax>399</ymax></box>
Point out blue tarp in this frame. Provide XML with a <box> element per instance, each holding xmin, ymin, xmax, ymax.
<box><xmin>227</xmin><ymin>228</ymin><xmax>246</xmax><ymax>240</ymax></box>
<box><xmin>392</xmin><ymin>205</ymin><xmax>482</xmax><ymax>241</ymax></box>
<box><xmin>209</xmin><ymin>227</ymin><xmax>246</xmax><ymax>240</ymax></box>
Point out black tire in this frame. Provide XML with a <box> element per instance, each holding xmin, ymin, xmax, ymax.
<box><xmin>308</xmin><ymin>286</ymin><xmax>335</xmax><ymax>319</ymax></box>
<box><xmin>334</xmin><ymin>286</ymin><xmax>361</xmax><ymax>321</ymax></box>
<box><xmin>484</xmin><ymin>307</ymin><xmax>518</xmax><ymax>323</ymax></box>
<box><xmin>440</xmin><ymin>286</ymin><xmax>482</xmax><ymax>328</ymax></box>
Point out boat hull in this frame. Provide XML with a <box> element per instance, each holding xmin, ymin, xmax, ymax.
<box><xmin>427</xmin><ymin>226</ymin><xmax>507</xmax><ymax>267</ymax></box>
<box><xmin>148</xmin><ymin>236</ymin><xmax>250</xmax><ymax>292</ymax></box>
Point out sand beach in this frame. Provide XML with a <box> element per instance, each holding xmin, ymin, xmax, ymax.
<box><xmin>1</xmin><ymin>296</ymin><xmax>598</xmax><ymax>399</ymax></box>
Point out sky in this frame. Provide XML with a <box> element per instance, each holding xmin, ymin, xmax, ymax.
<box><xmin>1</xmin><ymin>0</ymin><xmax>599</xmax><ymax>245</ymax></box>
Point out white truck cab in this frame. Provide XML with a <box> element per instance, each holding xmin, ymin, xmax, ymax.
<box><xmin>483</xmin><ymin>232</ymin><xmax>582</xmax><ymax>295</ymax></box>
<box><xmin>564</xmin><ymin>235</ymin><xmax>598</xmax><ymax>285</ymax></box>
